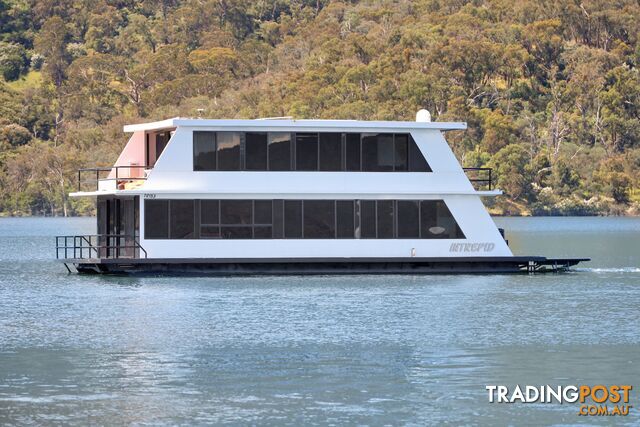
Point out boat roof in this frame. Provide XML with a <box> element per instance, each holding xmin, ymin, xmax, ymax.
<box><xmin>123</xmin><ymin>117</ymin><xmax>467</xmax><ymax>133</ymax></box>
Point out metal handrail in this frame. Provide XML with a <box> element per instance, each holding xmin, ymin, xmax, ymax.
<box><xmin>56</xmin><ymin>234</ymin><xmax>148</xmax><ymax>260</ymax></box>
<box><xmin>463</xmin><ymin>167</ymin><xmax>493</xmax><ymax>191</ymax></box>
<box><xmin>77</xmin><ymin>165</ymin><xmax>150</xmax><ymax>192</ymax></box>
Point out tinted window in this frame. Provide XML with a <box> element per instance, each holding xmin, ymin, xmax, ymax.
<box><xmin>284</xmin><ymin>200</ymin><xmax>302</xmax><ymax>238</ymax></box>
<box><xmin>145</xmin><ymin>200</ymin><xmax>169</xmax><ymax>239</ymax></box>
<box><xmin>304</xmin><ymin>200</ymin><xmax>335</xmax><ymax>238</ymax></box>
<box><xmin>336</xmin><ymin>201</ymin><xmax>354</xmax><ymax>238</ymax></box>
<box><xmin>409</xmin><ymin>135</ymin><xmax>431</xmax><ymax>172</ymax></box>
<box><xmin>245</xmin><ymin>132</ymin><xmax>268</xmax><ymax>170</ymax></box>
<box><xmin>319</xmin><ymin>133</ymin><xmax>342</xmax><ymax>171</ymax></box>
<box><xmin>216</xmin><ymin>132</ymin><xmax>241</xmax><ymax>170</ymax></box>
<box><xmin>394</xmin><ymin>134</ymin><xmax>408</xmax><ymax>171</ymax></box>
<box><xmin>361</xmin><ymin>134</ymin><xmax>377</xmax><ymax>171</ymax></box>
<box><xmin>145</xmin><ymin>199</ymin><xmax>464</xmax><ymax>240</ymax></box>
<box><xmin>221</xmin><ymin>200</ymin><xmax>252</xmax><ymax>224</ymax></box>
<box><xmin>362</xmin><ymin>133</ymin><xmax>394</xmax><ymax>171</ymax></box>
<box><xmin>254</xmin><ymin>226</ymin><xmax>272</xmax><ymax>239</ymax></box>
<box><xmin>193</xmin><ymin>131</ymin><xmax>216</xmax><ymax>171</ymax></box>
<box><xmin>397</xmin><ymin>200</ymin><xmax>419</xmax><ymax>238</ymax></box>
<box><xmin>360</xmin><ymin>200</ymin><xmax>376</xmax><ymax>238</ymax></box>
<box><xmin>420</xmin><ymin>200</ymin><xmax>464</xmax><ymax>239</ymax></box>
<box><xmin>201</xmin><ymin>226</ymin><xmax>220</xmax><ymax>239</ymax></box>
<box><xmin>194</xmin><ymin>131</ymin><xmax>429</xmax><ymax>173</ymax></box>
<box><xmin>345</xmin><ymin>133</ymin><xmax>361</xmax><ymax>171</ymax></box>
<box><xmin>268</xmin><ymin>133</ymin><xmax>291</xmax><ymax>171</ymax></box>
<box><xmin>254</xmin><ymin>200</ymin><xmax>272</xmax><ymax>224</ymax></box>
<box><xmin>201</xmin><ymin>200</ymin><xmax>219</xmax><ymax>224</ymax></box>
<box><xmin>296</xmin><ymin>133</ymin><xmax>318</xmax><ymax>171</ymax></box>
<box><xmin>170</xmin><ymin>200</ymin><xmax>194</xmax><ymax>239</ymax></box>
<box><xmin>221</xmin><ymin>226</ymin><xmax>252</xmax><ymax>239</ymax></box>
<box><xmin>376</xmin><ymin>200</ymin><xmax>394</xmax><ymax>238</ymax></box>
<box><xmin>273</xmin><ymin>200</ymin><xmax>284</xmax><ymax>238</ymax></box>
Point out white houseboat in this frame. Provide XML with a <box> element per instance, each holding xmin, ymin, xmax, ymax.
<box><xmin>57</xmin><ymin>112</ymin><xmax>587</xmax><ymax>274</ymax></box>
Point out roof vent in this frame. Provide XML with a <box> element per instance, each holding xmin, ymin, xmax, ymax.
<box><xmin>416</xmin><ymin>109</ymin><xmax>431</xmax><ymax>122</ymax></box>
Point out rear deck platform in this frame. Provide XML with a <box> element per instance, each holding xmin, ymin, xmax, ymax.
<box><xmin>61</xmin><ymin>256</ymin><xmax>589</xmax><ymax>275</ymax></box>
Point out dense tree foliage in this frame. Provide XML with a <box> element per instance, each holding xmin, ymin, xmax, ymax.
<box><xmin>0</xmin><ymin>0</ymin><xmax>638</xmax><ymax>216</ymax></box>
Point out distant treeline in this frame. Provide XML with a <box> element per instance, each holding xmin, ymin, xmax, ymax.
<box><xmin>0</xmin><ymin>0</ymin><xmax>638</xmax><ymax>216</ymax></box>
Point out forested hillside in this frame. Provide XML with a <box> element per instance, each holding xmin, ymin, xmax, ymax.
<box><xmin>1</xmin><ymin>0</ymin><xmax>639</xmax><ymax>216</ymax></box>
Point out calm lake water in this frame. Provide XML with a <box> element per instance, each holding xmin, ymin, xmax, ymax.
<box><xmin>0</xmin><ymin>216</ymin><xmax>639</xmax><ymax>425</ymax></box>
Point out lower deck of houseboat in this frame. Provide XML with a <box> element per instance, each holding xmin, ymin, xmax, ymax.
<box><xmin>60</xmin><ymin>256</ymin><xmax>588</xmax><ymax>275</ymax></box>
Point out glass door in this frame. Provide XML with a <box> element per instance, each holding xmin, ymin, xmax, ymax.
<box><xmin>97</xmin><ymin>196</ymin><xmax>139</xmax><ymax>258</ymax></box>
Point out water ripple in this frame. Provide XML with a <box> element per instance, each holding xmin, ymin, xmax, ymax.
<box><xmin>0</xmin><ymin>217</ymin><xmax>639</xmax><ymax>425</ymax></box>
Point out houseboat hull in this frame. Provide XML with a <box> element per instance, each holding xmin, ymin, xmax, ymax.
<box><xmin>63</xmin><ymin>256</ymin><xmax>589</xmax><ymax>275</ymax></box>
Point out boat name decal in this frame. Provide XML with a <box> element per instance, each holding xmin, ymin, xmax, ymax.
<box><xmin>449</xmin><ymin>242</ymin><xmax>495</xmax><ymax>253</ymax></box>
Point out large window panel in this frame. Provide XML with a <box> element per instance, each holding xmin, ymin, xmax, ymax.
<box><xmin>245</xmin><ymin>132</ymin><xmax>268</xmax><ymax>170</ymax></box>
<box><xmin>273</xmin><ymin>200</ymin><xmax>284</xmax><ymax>238</ymax></box>
<box><xmin>361</xmin><ymin>134</ymin><xmax>378</xmax><ymax>171</ymax></box>
<box><xmin>253</xmin><ymin>200</ymin><xmax>273</xmax><ymax>239</ymax></box>
<box><xmin>221</xmin><ymin>200</ymin><xmax>252</xmax><ymax>225</ymax></box>
<box><xmin>319</xmin><ymin>133</ymin><xmax>342</xmax><ymax>171</ymax></box>
<box><xmin>376</xmin><ymin>200</ymin><xmax>394</xmax><ymax>238</ymax></box>
<box><xmin>303</xmin><ymin>200</ymin><xmax>335</xmax><ymax>238</ymax></box>
<box><xmin>393</xmin><ymin>134</ymin><xmax>408</xmax><ymax>171</ymax></box>
<box><xmin>268</xmin><ymin>133</ymin><xmax>291</xmax><ymax>171</ymax></box>
<box><xmin>216</xmin><ymin>132</ymin><xmax>241</xmax><ymax>170</ymax></box>
<box><xmin>295</xmin><ymin>133</ymin><xmax>319</xmax><ymax>171</ymax></box>
<box><xmin>345</xmin><ymin>133</ymin><xmax>361</xmax><ymax>171</ymax></box>
<box><xmin>144</xmin><ymin>200</ymin><xmax>169</xmax><ymax>239</ymax></box>
<box><xmin>336</xmin><ymin>201</ymin><xmax>354</xmax><ymax>238</ymax></box>
<box><xmin>421</xmin><ymin>200</ymin><xmax>465</xmax><ymax>239</ymax></box>
<box><xmin>284</xmin><ymin>200</ymin><xmax>302</xmax><ymax>238</ymax></box>
<box><xmin>397</xmin><ymin>200</ymin><xmax>420</xmax><ymax>238</ymax></box>
<box><xmin>193</xmin><ymin>131</ymin><xmax>216</xmax><ymax>171</ymax></box>
<box><xmin>254</xmin><ymin>200</ymin><xmax>273</xmax><ymax>224</ymax></box>
<box><xmin>200</xmin><ymin>200</ymin><xmax>219</xmax><ymax>225</ymax></box>
<box><xmin>377</xmin><ymin>134</ymin><xmax>395</xmax><ymax>171</ymax></box>
<box><xmin>362</xmin><ymin>133</ymin><xmax>394</xmax><ymax>172</ymax></box>
<box><xmin>170</xmin><ymin>200</ymin><xmax>195</xmax><ymax>239</ymax></box>
<box><xmin>408</xmin><ymin>135</ymin><xmax>432</xmax><ymax>172</ymax></box>
<box><xmin>360</xmin><ymin>200</ymin><xmax>376</xmax><ymax>238</ymax></box>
